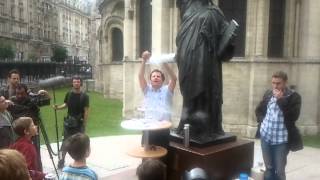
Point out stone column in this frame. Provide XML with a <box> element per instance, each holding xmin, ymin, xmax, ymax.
<box><xmin>123</xmin><ymin>0</ymin><xmax>138</xmax><ymax>117</ymax></box>
<box><xmin>245</xmin><ymin>0</ymin><xmax>271</xmax><ymax>137</ymax></box>
<box><xmin>245</xmin><ymin>0</ymin><xmax>270</xmax><ymax>57</ymax></box>
<box><xmin>151</xmin><ymin>0</ymin><xmax>171</xmax><ymax>55</ymax></box>
<box><xmin>123</xmin><ymin>0</ymin><xmax>137</xmax><ymax>60</ymax></box>
<box><xmin>298</xmin><ymin>0</ymin><xmax>320</xmax><ymax>58</ymax></box>
<box><xmin>296</xmin><ymin>0</ymin><xmax>320</xmax><ymax>135</ymax></box>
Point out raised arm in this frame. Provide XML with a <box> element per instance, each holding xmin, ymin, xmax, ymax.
<box><xmin>162</xmin><ymin>63</ymin><xmax>177</xmax><ymax>92</ymax></box>
<box><xmin>138</xmin><ymin>51</ymin><xmax>151</xmax><ymax>91</ymax></box>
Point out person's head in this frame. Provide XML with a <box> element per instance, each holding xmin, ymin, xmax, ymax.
<box><xmin>12</xmin><ymin>117</ymin><xmax>37</xmax><ymax>138</ymax></box>
<box><xmin>15</xmin><ymin>83</ymin><xmax>29</xmax><ymax>102</ymax></box>
<box><xmin>0</xmin><ymin>96</ymin><xmax>8</xmax><ymax>112</ymax></box>
<box><xmin>136</xmin><ymin>159</ymin><xmax>166</xmax><ymax>180</ymax></box>
<box><xmin>271</xmin><ymin>71</ymin><xmax>288</xmax><ymax>91</ymax></box>
<box><xmin>0</xmin><ymin>149</ymin><xmax>31</xmax><ymax>180</ymax></box>
<box><xmin>72</xmin><ymin>76</ymin><xmax>82</xmax><ymax>90</ymax></box>
<box><xmin>183</xmin><ymin>167</ymin><xmax>208</xmax><ymax>180</ymax></box>
<box><xmin>66</xmin><ymin>133</ymin><xmax>90</xmax><ymax>161</ymax></box>
<box><xmin>149</xmin><ymin>69</ymin><xmax>165</xmax><ymax>89</ymax></box>
<box><xmin>7</xmin><ymin>69</ymin><xmax>21</xmax><ymax>87</ymax></box>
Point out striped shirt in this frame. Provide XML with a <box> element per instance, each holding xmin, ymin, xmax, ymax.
<box><xmin>61</xmin><ymin>166</ymin><xmax>97</xmax><ymax>180</ymax></box>
<box><xmin>260</xmin><ymin>96</ymin><xmax>288</xmax><ymax>145</ymax></box>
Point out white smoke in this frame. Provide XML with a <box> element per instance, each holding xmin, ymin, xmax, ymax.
<box><xmin>147</xmin><ymin>53</ymin><xmax>176</xmax><ymax>64</ymax></box>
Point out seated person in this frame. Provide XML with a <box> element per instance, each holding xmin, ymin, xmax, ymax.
<box><xmin>136</xmin><ymin>158</ymin><xmax>166</xmax><ymax>180</ymax></box>
<box><xmin>10</xmin><ymin>117</ymin><xmax>45</xmax><ymax>180</ymax></box>
<box><xmin>60</xmin><ymin>133</ymin><xmax>97</xmax><ymax>180</ymax></box>
<box><xmin>139</xmin><ymin>51</ymin><xmax>177</xmax><ymax>148</ymax></box>
<box><xmin>0</xmin><ymin>149</ymin><xmax>31</xmax><ymax>180</ymax></box>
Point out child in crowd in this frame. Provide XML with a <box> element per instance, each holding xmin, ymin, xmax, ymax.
<box><xmin>136</xmin><ymin>158</ymin><xmax>166</xmax><ymax>180</ymax></box>
<box><xmin>10</xmin><ymin>117</ymin><xmax>45</xmax><ymax>180</ymax></box>
<box><xmin>60</xmin><ymin>133</ymin><xmax>97</xmax><ymax>180</ymax></box>
<box><xmin>0</xmin><ymin>149</ymin><xmax>31</xmax><ymax>180</ymax></box>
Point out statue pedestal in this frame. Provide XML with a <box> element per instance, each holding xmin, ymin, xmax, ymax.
<box><xmin>170</xmin><ymin>131</ymin><xmax>237</xmax><ymax>147</ymax></box>
<box><xmin>167</xmin><ymin>139</ymin><xmax>254</xmax><ymax>180</ymax></box>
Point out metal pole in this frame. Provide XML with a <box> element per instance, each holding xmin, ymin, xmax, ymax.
<box><xmin>52</xmin><ymin>87</ymin><xmax>60</xmax><ymax>158</ymax></box>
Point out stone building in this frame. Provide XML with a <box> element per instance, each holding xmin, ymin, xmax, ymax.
<box><xmin>0</xmin><ymin>0</ymin><xmax>90</xmax><ymax>62</ymax></box>
<box><xmin>95</xmin><ymin>0</ymin><xmax>320</xmax><ymax>137</ymax></box>
<box><xmin>56</xmin><ymin>0</ymin><xmax>90</xmax><ymax>63</ymax></box>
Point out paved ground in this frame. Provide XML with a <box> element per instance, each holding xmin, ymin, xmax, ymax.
<box><xmin>41</xmin><ymin>135</ymin><xmax>320</xmax><ymax>180</ymax></box>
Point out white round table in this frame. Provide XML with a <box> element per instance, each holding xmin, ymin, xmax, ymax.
<box><xmin>121</xmin><ymin>119</ymin><xmax>172</xmax><ymax>158</ymax></box>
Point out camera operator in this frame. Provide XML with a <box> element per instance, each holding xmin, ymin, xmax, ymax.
<box><xmin>0</xmin><ymin>69</ymin><xmax>20</xmax><ymax>99</ymax></box>
<box><xmin>0</xmin><ymin>69</ymin><xmax>50</xmax><ymax>100</ymax></box>
<box><xmin>53</xmin><ymin>76</ymin><xmax>89</xmax><ymax>169</ymax></box>
<box><xmin>7</xmin><ymin>83</ymin><xmax>49</xmax><ymax>170</ymax></box>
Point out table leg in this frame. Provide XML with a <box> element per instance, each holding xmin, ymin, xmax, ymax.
<box><xmin>143</xmin><ymin>130</ymin><xmax>149</xmax><ymax>151</ymax></box>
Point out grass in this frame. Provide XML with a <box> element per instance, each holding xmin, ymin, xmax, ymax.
<box><xmin>302</xmin><ymin>135</ymin><xmax>320</xmax><ymax>148</ymax></box>
<box><xmin>39</xmin><ymin>87</ymin><xmax>137</xmax><ymax>144</ymax></box>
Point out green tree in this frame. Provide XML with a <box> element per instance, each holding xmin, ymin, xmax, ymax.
<box><xmin>51</xmin><ymin>45</ymin><xmax>68</xmax><ymax>62</ymax></box>
<box><xmin>0</xmin><ymin>43</ymin><xmax>15</xmax><ymax>61</ymax></box>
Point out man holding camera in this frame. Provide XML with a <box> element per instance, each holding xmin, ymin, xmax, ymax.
<box><xmin>53</xmin><ymin>76</ymin><xmax>89</xmax><ymax>169</ymax></box>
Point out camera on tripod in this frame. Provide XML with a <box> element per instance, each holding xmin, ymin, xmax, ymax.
<box><xmin>30</xmin><ymin>93</ymin><xmax>51</xmax><ymax>107</ymax></box>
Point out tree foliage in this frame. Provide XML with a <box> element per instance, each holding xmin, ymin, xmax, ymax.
<box><xmin>0</xmin><ymin>43</ymin><xmax>15</xmax><ymax>61</ymax></box>
<box><xmin>51</xmin><ymin>45</ymin><xmax>68</xmax><ymax>62</ymax></box>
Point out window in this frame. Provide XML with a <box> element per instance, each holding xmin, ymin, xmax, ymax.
<box><xmin>219</xmin><ymin>0</ymin><xmax>247</xmax><ymax>57</ymax></box>
<box><xmin>111</xmin><ymin>28</ymin><xmax>123</xmax><ymax>61</ymax></box>
<box><xmin>268</xmin><ymin>0</ymin><xmax>285</xmax><ymax>58</ymax></box>
<box><xmin>139</xmin><ymin>0</ymin><xmax>152</xmax><ymax>55</ymax></box>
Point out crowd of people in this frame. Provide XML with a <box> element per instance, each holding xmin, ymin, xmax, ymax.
<box><xmin>0</xmin><ymin>69</ymin><xmax>95</xmax><ymax>180</ymax></box>
<box><xmin>0</xmin><ymin>55</ymin><xmax>303</xmax><ymax>180</ymax></box>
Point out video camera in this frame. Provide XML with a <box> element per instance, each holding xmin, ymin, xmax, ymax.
<box><xmin>29</xmin><ymin>93</ymin><xmax>51</xmax><ymax>107</ymax></box>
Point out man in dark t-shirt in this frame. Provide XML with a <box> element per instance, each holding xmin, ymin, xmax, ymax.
<box><xmin>53</xmin><ymin>76</ymin><xmax>89</xmax><ymax>169</ymax></box>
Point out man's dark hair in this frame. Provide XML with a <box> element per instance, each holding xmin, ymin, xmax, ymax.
<box><xmin>15</xmin><ymin>84</ymin><xmax>28</xmax><ymax>94</ymax></box>
<box><xmin>7</xmin><ymin>69</ymin><xmax>21</xmax><ymax>78</ymax></box>
<box><xmin>136</xmin><ymin>159</ymin><xmax>166</xmax><ymax>180</ymax></box>
<box><xmin>66</xmin><ymin>133</ymin><xmax>90</xmax><ymax>161</ymax></box>
<box><xmin>272</xmin><ymin>71</ymin><xmax>288</xmax><ymax>82</ymax></box>
<box><xmin>72</xmin><ymin>75</ymin><xmax>82</xmax><ymax>85</ymax></box>
<box><xmin>150</xmin><ymin>69</ymin><xmax>165</xmax><ymax>81</ymax></box>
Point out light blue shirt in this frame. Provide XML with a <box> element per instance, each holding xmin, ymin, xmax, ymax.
<box><xmin>143</xmin><ymin>84</ymin><xmax>173</xmax><ymax>121</ymax></box>
<box><xmin>61</xmin><ymin>166</ymin><xmax>97</xmax><ymax>180</ymax></box>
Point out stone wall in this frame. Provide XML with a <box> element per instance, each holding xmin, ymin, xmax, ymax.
<box><xmin>98</xmin><ymin>63</ymin><xmax>123</xmax><ymax>100</ymax></box>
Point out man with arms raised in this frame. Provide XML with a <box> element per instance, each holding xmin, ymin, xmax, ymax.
<box><xmin>139</xmin><ymin>51</ymin><xmax>177</xmax><ymax>148</ymax></box>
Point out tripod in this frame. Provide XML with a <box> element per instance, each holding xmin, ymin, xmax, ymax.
<box><xmin>38</xmin><ymin>116</ymin><xmax>59</xmax><ymax>179</ymax></box>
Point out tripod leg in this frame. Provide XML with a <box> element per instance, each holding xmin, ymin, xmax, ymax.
<box><xmin>38</xmin><ymin>117</ymin><xmax>59</xmax><ymax>179</ymax></box>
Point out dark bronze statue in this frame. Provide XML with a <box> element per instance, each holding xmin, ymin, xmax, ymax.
<box><xmin>175</xmin><ymin>0</ymin><xmax>236</xmax><ymax>141</ymax></box>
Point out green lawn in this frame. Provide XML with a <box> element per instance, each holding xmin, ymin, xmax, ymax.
<box><xmin>302</xmin><ymin>135</ymin><xmax>320</xmax><ymax>148</ymax></box>
<box><xmin>39</xmin><ymin>87</ymin><xmax>137</xmax><ymax>144</ymax></box>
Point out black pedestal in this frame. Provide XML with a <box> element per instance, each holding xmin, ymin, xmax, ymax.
<box><xmin>167</xmin><ymin>139</ymin><xmax>254</xmax><ymax>180</ymax></box>
<box><xmin>170</xmin><ymin>131</ymin><xmax>237</xmax><ymax>148</ymax></box>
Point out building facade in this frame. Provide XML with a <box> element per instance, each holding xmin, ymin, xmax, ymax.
<box><xmin>0</xmin><ymin>0</ymin><xmax>90</xmax><ymax>62</ymax></box>
<box><xmin>56</xmin><ymin>0</ymin><xmax>90</xmax><ymax>63</ymax></box>
<box><xmin>95</xmin><ymin>0</ymin><xmax>320</xmax><ymax>137</ymax></box>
